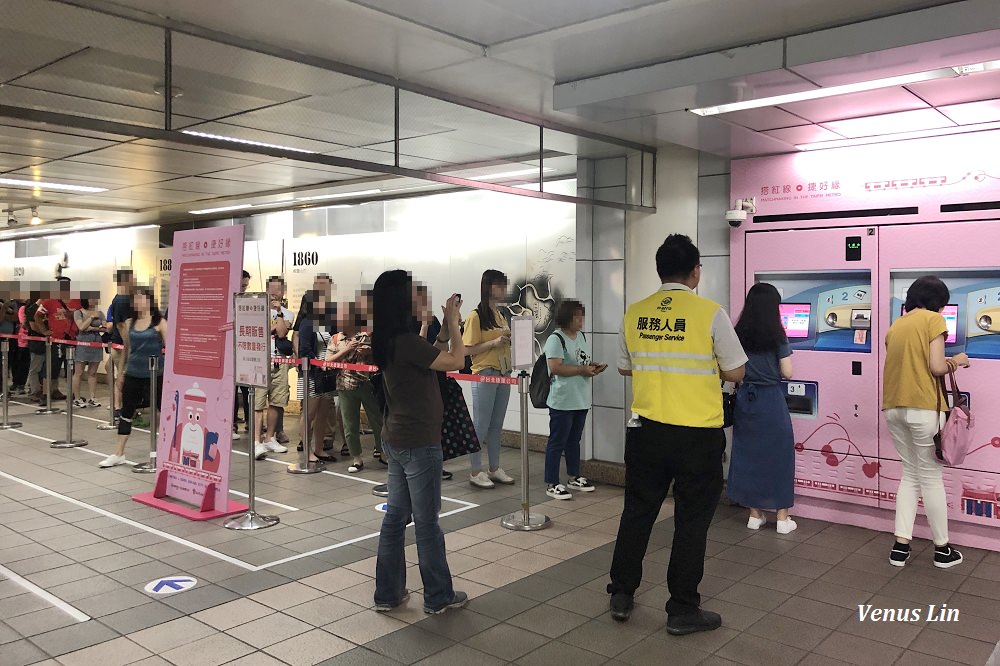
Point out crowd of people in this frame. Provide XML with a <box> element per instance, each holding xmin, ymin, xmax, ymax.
<box><xmin>0</xmin><ymin>236</ymin><xmax>970</xmax><ymax>628</ymax></box>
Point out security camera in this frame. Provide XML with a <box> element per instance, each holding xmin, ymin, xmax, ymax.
<box><xmin>4</xmin><ymin>206</ymin><xmax>17</xmax><ymax>227</ymax></box>
<box><xmin>726</xmin><ymin>197</ymin><xmax>756</xmax><ymax>228</ymax></box>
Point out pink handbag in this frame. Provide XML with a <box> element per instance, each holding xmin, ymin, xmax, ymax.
<box><xmin>934</xmin><ymin>369</ymin><xmax>974</xmax><ymax>466</ymax></box>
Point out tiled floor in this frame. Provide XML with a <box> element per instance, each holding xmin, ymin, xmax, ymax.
<box><xmin>1</xmin><ymin>387</ymin><xmax>999</xmax><ymax>665</ymax></box>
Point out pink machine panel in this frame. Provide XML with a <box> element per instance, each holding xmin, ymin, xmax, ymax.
<box><xmin>732</xmin><ymin>131</ymin><xmax>1000</xmax><ymax>551</ymax></box>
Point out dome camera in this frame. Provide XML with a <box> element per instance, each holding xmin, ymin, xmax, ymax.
<box><xmin>5</xmin><ymin>206</ymin><xmax>17</xmax><ymax>227</ymax></box>
<box><xmin>726</xmin><ymin>197</ymin><xmax>756</xmax><ymax>228</ymax></box>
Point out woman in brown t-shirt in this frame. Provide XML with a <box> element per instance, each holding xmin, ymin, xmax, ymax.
<box><xmin>883</xmin><ymin>276</ymin><xmax>969</xmax><ymax>569</ymax></box>
<box><xmin>371</xmin><ymin>269</ymin><xmax>469</xmax><ymax>615</ymax></box>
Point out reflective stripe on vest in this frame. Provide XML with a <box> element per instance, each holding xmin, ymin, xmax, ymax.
<box><xmin>624</xmin><ymin>289</ymin><xmax>723</xmax><ymax>428</ymax></box>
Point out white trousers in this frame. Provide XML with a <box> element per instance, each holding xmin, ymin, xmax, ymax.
<box><xmin>884</xmin><ymin>408</ymin><xmax>948</xmax><ymax>545</ymax></box>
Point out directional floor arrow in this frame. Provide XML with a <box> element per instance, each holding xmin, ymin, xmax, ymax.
<box><xmin>144</xmin><ymin>577</ymin><xmax>197</xmax><ymax>595</ymax></box>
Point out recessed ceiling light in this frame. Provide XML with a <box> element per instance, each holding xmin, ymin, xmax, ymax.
<box><xmin>467</xmin><ymin>168</ymin><xmax>555</xmax><ymax>181</ymax></box>
<box><xmin>295</xmin><ymin>189</ymin><xmax>381</xmax><ymax>202</ymax></box>
<box><xmin>689</xmin><ymin>68</ymin><xmax>958</xmax><ymax>116</ymax></box>
<box><xmin>181</xmin><ymin>130</ymin><xmax>316</xmax><ymax>154</ymax></box>
<box><xmin>795</xmin><ymin>120</ymin><xmax>1000</xmax><ymax>151</ymax></box>
<box><xmin>30</xmin><ymin>207</ymin><xmax>41</xmax><ymax>225</ymax></box>
<box><xmin>0</xmin><ymin>177</ymin><xmax>108</xmax><ymax>193</ymax></box>
<box><xmin>188</xmin><ymin>204</ymin><xmax>254</xmax><ymax>215</ymax></box>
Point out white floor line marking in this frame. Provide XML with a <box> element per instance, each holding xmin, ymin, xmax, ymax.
<box><xmin>8</xmin><ymin>426</ymin><xmax>300</xmax><ymax>512</ymax></box>
<box><xmin>0</xmin><ymin>562</ymin><xmax>90</xmax><ymax>622</ymax></box>
<box><xmin>0</xmin><ymin>470</ymin><xmax>257</xmax><ymax>571</ymax></box>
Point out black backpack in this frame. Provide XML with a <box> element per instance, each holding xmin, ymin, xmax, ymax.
<box><xmin>529</xmin><ymin>332</ymin><xmax>568</xmax><ymax>409</ymax></box>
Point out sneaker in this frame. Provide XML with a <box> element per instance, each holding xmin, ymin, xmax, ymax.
<box><xmin>610</xmin><ymin>593</ymin><xmax>634</xmax><ymax>622</ymax></box>
<box><xmin>87</xmin><ymin>399</ymin><xmax>101</xmax><ymax>408</ymax></box>
<box><xmin>73</xmin><ymin>398</ymin><xmax>87</xmax><ymax>409</ymax></box>
<box><xmin>776</xmin><ymin>519</ymin><xmax>797</xmax><ymax>535</ymax></box>
<box><xmin>98</xmin><ymin>454</ymin><xmax>126</xmax><ymax>468</ymax></box>
<box><xmin>666</xmin><ymin>608</ymin><xmax>722</xmax><ymax>635</ymax></box>
<box><xmin>51</xmin><ymin>390</ymin><xmax>67</xmax><ymax>401</ymax></box>
<box><xmin>424</xmin><ymin>591</ymin><xmax>468</xmax><ymax>615</ymax></box>
<box><xmin>374</xmin><ymin>591</ymin><xmax>410</xmax><ymax>612</ymax></box>
<box><xmin>546</xmin><ymin>484</ymin><xmax>572</xmax><ymax>500</ymax></box>
<box><xmin>889</xmin><ymin>542</ymin><xmax>911</xmax><ymax>567</ymax></box>
<box><xmin>254</xmin><ymin>442</ymin><xmax>268</xmax><ymax>460</ymax></box>
<box><xmin>133</xmin><ymin>414</ymin><xmax>149</xmax><ymax>428</ymax></box>
<box><xmin>470</xmin><ymin>471</ymin><xmax>495</xmax><ymax>489</ymax></box>
<box><xmin>276</xmin><ymin>431</ymin><xmax>290</xmax><ymax>445</ymax></box>
<box><xmin>340</xmin><ymin>445</ymin><xmax>350</xmax><ymax>457</ymax></box>
<box><xmin>488</xmin><ymin>467</ymin><xmax>515</xmax><ymax>485</ymax></box>
<box><xmin>264</xmin><ymin>438</ymin><xmax>288</xmax><ymax>454</ymax></box>
<box><xmin>567</xmin><ymin>476</ymin><xmax>595</xmax><ymax>492</ymax></box>
<box><xmin>348</xmin><ymin>462</ymin><xmax>364</xmax><ymax>473</ymax></box>
<box><xmin>747</xmin><ymin>515</ymin><xmax>766</xmax><ymax>530</ymax></box>
<box><xmin>933</xmin><ymin>544</ymin><xmax>963</xmax><ymax>569</ymax></box>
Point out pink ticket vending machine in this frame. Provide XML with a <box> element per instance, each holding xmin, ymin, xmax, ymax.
<box><xmin>742</xmin><ymin>229</ymin><xmax>881</xmax><ymax>510</ymax></box>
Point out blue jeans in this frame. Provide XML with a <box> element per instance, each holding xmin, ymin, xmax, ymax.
<box><xmin>375</xmin><ymin>442</ymin><xmax>455</xmax><ymax>610</ymax></box>
<box><xmin>469</xmin><ymin>368</ymin><xmax>511</xmax><ymax>472</ymax></box>
<box><xmin>545</xmin><ymin>408</ymin><xmax>588</xmax><ymax>485</ymax></box>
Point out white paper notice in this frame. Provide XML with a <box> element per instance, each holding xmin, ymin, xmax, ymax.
<box><xmin>511</xmin><ymin>315</ymin><xmax>535</xmax><ymax>370</ymax></box>
<box><xmin>234</xmin><ymin>294</ymin><xmax>270</xmax><ymax>388</ymax></box>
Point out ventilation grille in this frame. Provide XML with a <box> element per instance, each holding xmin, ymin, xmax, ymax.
<box><xmin>753</xmin><ymin>206</ymin><xmax>918</xmax><ymax>224</ymax></box>
<box><xmin>940</xmin><ymin>201</ymin><xmax>1000</xmax><ymax>213</ymax></box>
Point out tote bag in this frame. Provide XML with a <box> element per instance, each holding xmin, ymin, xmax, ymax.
<box><xmin>934</xmin><ymin>370</ymin><xmax>974</xmax><ymax>467</ymax></box>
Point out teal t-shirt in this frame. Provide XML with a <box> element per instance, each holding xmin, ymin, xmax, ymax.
<box><xmin>543</xmin><ymin>331</ymin><xmax>592</xmax><ymax>411</ymax></box>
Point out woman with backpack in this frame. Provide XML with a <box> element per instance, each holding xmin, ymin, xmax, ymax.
<box><xmin>541</xmin><ymin>299</ymin><xmax>605</xmax><ymax>499</ymax></box>
<box><xmin>329</xmin><ymin>301</ymin><xmax>382</xmax><ymax>473</ymax></box>
<box><xmin>883</xmin><ymin>276</ymin><xmax>969</xmax><ymax>569</ymax></box>
<box><xmin>98</xmin><ymin>286</ymin><xmax>166</xmax><ymax>468</ymax></box>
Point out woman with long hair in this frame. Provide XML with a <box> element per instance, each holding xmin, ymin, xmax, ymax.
<box><xmin>72</xmin><ymin>295</ymin><xmax>106</xmax><ymax>408</ymax></box>
<box><xmin>729</xmin><ymin>283</ymin><xmax>797</xmax><ymax>534</ymax></box>
<box><xmin>463</xmin><ymin>269</ymin><xmax>514</xmax><ymax>488</ymax></box>
<box><xmin>291</xmin><ymin>289</ymin><xmax>336</xmax><ymax>464</ymax></box>
<box><xmin>883</xmin><ymin>276</ymin><xmax>969</xmax><ymax>568</ymax></box>
<box><xmin>98</xmin><ymin>286</ymin><xmax>166</xmax><ymax>468</ymax></box>
<box><xmin>371</xmin><ymin>270</ymin><xmax>467</xmax><ymax>615</ymax></box>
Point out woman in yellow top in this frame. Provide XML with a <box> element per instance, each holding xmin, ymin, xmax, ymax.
<box><xmin>883</xmin><ymin>276</ymin><xmax>969</xmax><ymax>569</ymax></box>
<box><xmin>462</xmin><ymin>270</ymin><xmax>515</xmax><ymax>488</ymax></box>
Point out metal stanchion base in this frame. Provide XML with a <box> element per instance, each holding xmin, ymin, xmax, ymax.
<box><xmin>0</xmin><ymin>422</ymin><xmax>23</xmax><ymax>430</ymax></box>
<box><xmin>96</xmin><ymin>421</ymin><xmax>117</xmax><ymax>431</ymax></box>
<box><xmin>501</xmin><ymin>511</ymin><xmax>552</xmax><ymax>531</ymax></box>
<box><xmin>35</xmin><ymin>407</ymin><xmax>63</xmax><ymax>415</ymax></box>
<box><xmin>372</xmin><ymin>483</ymin><xmax>388</xmax><ymax>497</ymax></box>
<box><xmin>51</xmin><ymin>439</ymin><xmax>88</xmax><ymax>448</ymax></box>
<box><xmin>287</xmin><ymin>461</ymin><xmax>326</xmax><ymax>474</ymax></box>
<box><xmin>132</xmin><ymin>462</ymin><xmax>157</xmax><ymax>474</ymax></box>
<box><xmin>224</xmin><ymin>510</ymin><xmax>280</xmax><ymax>530</ymax></box>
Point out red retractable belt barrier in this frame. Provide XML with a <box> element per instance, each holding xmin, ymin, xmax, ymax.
<box><xmin>309</xmin><ymin>358</ymin><xmax>379</xmax><ymax>373</ymax></box>
<box><xmin>444</xmin><ymin>371</ymin><xmax>519</xmax><ymax>385</ymax></box>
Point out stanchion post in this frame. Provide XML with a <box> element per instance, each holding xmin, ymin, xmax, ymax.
<box><xmin>501</xmin><ymin>371</ymin><xmax>551</xmax><ymax>531</ymax></box>
<box><xmin>133</xmin><ymin>356</ymin><xmax>158</xmax><ymax>474</ymax></box>
<box><xmin>51</xmin><ymin>346</ymin><xmax>87</xmax><ymax>448</ymax></box>
<box><xmin>0</xmin><ymin>339</ymin><xmax>22</xmax><ymax>430</ymax></box>
<box><xmin>36</xmin><ymin>337</ymin><xmax>61</xmax><ymax>415</ymax></box>
<box><xmin>97</xmin><ymin>344</ymin><xmax>117</xmax><ymax>430</ymax></box>
<box><xmin>226</xmin><ymin>386</ymin><xmax>280</xmax><ymax>529</ymax></box>
<box><xmin>288</xmin><ymin>357</ymin><xmax>325</xmax><ymax>474</ymax></box>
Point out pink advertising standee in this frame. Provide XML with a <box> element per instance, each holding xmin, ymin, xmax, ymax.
<box><xmin>731</xmin><ymin>128</ymin><xmax>1000</xmax><ymax>551</ymax></box>
<box><xmin>133</xmin><ymin>226</ymin><xmax>248</xmax><ymax>521</ymax></box>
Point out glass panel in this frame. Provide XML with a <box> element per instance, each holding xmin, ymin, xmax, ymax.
<box><xmin>544</xmin><ymin>129</ymin><xmax>648</xmax><ymax>206</ymax></box>
<box><xmin>2</xmin><ymin>0</ymin><xmax>167</xmax><ymax>127</ymax></box>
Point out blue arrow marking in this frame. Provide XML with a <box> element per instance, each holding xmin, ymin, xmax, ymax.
<box><xmin>152</xmin><ymin>578</ymin><xmax>194</xmax><ymax>593</ymax></box>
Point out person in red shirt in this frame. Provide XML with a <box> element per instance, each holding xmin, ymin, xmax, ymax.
<box><xmin>35</xmin><ymin>277</ymin><xmax>76</xmax><ymax>400</ymax></box>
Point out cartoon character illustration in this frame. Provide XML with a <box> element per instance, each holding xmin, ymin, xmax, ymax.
<box><xmin>177</xmin><ymin>384</ymin><xmax>207</xmax><ymax>469</ymax></box>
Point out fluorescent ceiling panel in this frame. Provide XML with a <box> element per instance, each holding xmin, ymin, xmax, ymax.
<box><xmin>797</xmin><ymin>120</ymin><xmax>1000</xmax><ymax>151</ymax></box>
<box><xmin>820</xmin><ymin>108</ymin><xmax>954</xmax><ymax>139</ymax></box>
<box><xmin>777</xmin><ymin>87</ymin><xmax>929</xmax><ymax>124</ymax></box>
<box><xmin>937</xmin><ymin>99</ymin><xmax>1000</xmax><ymax>126</ymax></box>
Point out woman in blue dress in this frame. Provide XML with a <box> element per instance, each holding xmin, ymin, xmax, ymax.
<box><xmin>729</xmin><ymin>283</ymin><xmax>797</xmax><ymax>534</ymax></box>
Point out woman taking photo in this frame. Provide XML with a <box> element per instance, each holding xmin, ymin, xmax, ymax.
<box><xmin>371</xmin><ymin>270</ymin><xmax>467</xmax><ymax>615</ymax></box>
<box><xmin>543</xmin><ymin>299</ymin><xmax>604</xmax><ymax>500</ymax></box>
<box><xmin>883</xmin><ymin>276</ymin><xmax>969</xmax><ymax>568</ymax></box>
<box><xmin>98</xmin><ymin>287</ymin><xmax>166</xmax><ymax>468</ymax></box>
<box><xmin>729</xmin><ymin>283</ymin><xmax>797</xmax><ymax>534</ymax></box>
<box><xmin>329</xmin><ymin>302</ymin><xmax>382</xmax><ymax>473</ymax></box>
<box><xmin>292</xmin><ymin>290</ymin><xmax>335</xmax><ymax>464</ymax></box>
<box><xmin>72</xmin><ymin>295</ymin><xmax>106</xmax><ymax>408</ymax></box>
<box><xmin>463</xmin><ymin>269</ymin><xmax>514</xmax><ymax>488</ymax></box>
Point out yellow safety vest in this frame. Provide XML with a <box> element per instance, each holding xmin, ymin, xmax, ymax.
<box><xmin>624</xmin><ymin>289</ymin><xmax>722</xmax><ymax>428</ymax></box>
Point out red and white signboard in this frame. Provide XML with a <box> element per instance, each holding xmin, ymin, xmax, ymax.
<box><xmin>234</xmin><ymin>294</ymin><xmax>269</xmax><ymax>389</ymax></box>
<box><xmin>133</xmin><ymin>226</ymin><xmax>247</xmax><ymax>520</ymax></box>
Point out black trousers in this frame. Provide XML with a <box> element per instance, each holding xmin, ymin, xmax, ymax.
<box><xmin>234</xmin><ymin>385</ymin><xmax>250</xmax><ymax>422</ymax></box>
<box><xmin>609</xmin><ymin>417</ymin><xmax>725</xmax><ymax>616</ymax></box>
<box><xmin>10</xmin><ymin>345</ymin><xmax>30</xmax><ymax>387</ymax></box>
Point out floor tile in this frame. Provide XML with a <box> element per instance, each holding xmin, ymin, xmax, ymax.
<box><xmin>128</xmin><ymin>616</ymin><xmax>216</xmax><ymax>653</ymax></box>
<box><xmin>29</xmin><ymin>621</ymin><xmax>120</xmax><ymax>657</ymax></box>
<box><xmin>463</xmin><ymin>590</ymin><xmax>537</xmax><ymax>621</ymax></box>
<box><xmin>160</xmin><ymin>632</ymin><xmax>255</xmax><ymax>666</ymax></box>
<box><xmin>714</xmin><ymin>581</ymin><xmax>790</xmax><ymax>612</ymax></box>
<box><xmin>462</xmin><ymin>622</ymin><xmax>550</xmax><ymax>662</ymax></box>
<box><xmin>366</xmin><ymin>623</ymin><xmax>454</xmax><ymax>664</ymax></box>
<box><xmin>413</xmin><ymin>608</ymin><xmax>499</xmax><ymax>643</ymax></box>
<box><xmin>908</xmin><ymin>626</ymin><xmax>997</xmax><ymax>666</ymax></box>
<box><xmin>226</xmin><ymin>611</ymin><xmax>314</xmax><ymax>649</ymax></box>
<box><xmin>515</xmin><ymin>639</ymin><xmax>608</xmax><ymax>666</ymax></box>
<box><xmin>413</xmin><ymin>642</ymin><xmax>506</xmax><ymax>666</ymax></box>
<box><xmin>285</xmin><ymin>595</ymin><xmax>366</xmax><ymax>626</ymax></box>
<box><xmin>56</xmin><ymin>636</ymin><xmax>152</xmax><ymax>666</ymax></box>
<box><xmin>813</xmin><ymin>630</ymin><xmax>903</xmax><ymax>665</ymax></box>
<box><xmin>324</xmin><ymin>608</ymin><xmax>408</xmax><ymax>645</ymax></box>
<box><xmin>559</xmin><ymin>617</ymin><xmax>646</xmax><ymax>658</ymax></box>
<box><xmin>261</xmin><ymin>628</ymin><xmax>354</xmax><ymax>666</ymax></box>
<box><xmin>192</xmin><ymin>598</ymin><xmax>274</xmax><ymax>631</ymax></box>
<box><xmin>100</xmin><ymin>602</ymin><xmax>184</xmax><ymax>635</ymax></box>
<box><xmin>617</xmin><ymin>635</ymin><xmax>709</xmax><ymax>666</ymax></box>
<box><xmin>745</xmin><ymin>612</ymin><xmax>833</xmax><ymax>651</ymax></box>
<box><xmin>1</xmin><ymin>638</ymin><xmax>49</xmax><ymax>666</ymax></box>
<box><xmin>507</xmin><ymin>603</ymin><xmax>590</xmax><ymax>639</ymax></box>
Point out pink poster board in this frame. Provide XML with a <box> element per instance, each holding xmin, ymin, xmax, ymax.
<box><xmin>133</xmin><ymin>226</ymin><xmax>246</xmax><ymax>520</ymax></box>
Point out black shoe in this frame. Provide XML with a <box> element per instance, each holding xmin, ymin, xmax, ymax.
<box><xmin>315</xmin><ymin>454</ymin><xmax>337</xmax><ymax>462</ymax></box>
<box><xmin>666</xmin><ymin>609</ymin><xmax>722</xmax><ymax>635</ymax></box>
<box><xmin>340</xmin><ymin>445</ymin><xmax>350</xmax><ymax>457</ymax></box>
<box><xmin>933</xmin><ymin>544</ymin><xmax>963</xmax><ymax>569</ymax></box>
<box><xmin>889</xmin><ymin>541</ymin><xmax>911</xmax><ymax>567</ymax></box>
<box><xmin>610</xmin><ymin>593</ymin><xmax>633</xmax><ymax>622</ymax></box>
<box><xmin>296</xmin><ymin>441</ymin><xmax>304</xmax><ymax>452</ymax></box>
<box><xmin>442</xmin><ymin>470</ymin><xmax>453</xmax><ymax>480</ymax></box>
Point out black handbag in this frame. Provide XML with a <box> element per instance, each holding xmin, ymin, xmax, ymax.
<box><xmin>438</xmin><ymin>373</ymin><xmax>481</xmax><ymax>461</ymax></box>
<box><xmin>722</xmin><ymin>389</ymin><xmax>737</xmax><ymax>428</ymax></box>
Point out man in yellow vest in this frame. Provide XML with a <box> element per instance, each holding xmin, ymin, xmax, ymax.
<box><xmin>608</xmin><ymin>234</ymin><xmax>747</xmax><ymax>635</ymax></box>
